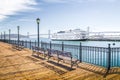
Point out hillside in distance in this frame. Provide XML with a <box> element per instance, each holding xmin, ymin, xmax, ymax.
<box><xmin>0</xmin><ymin>34</ymin><xmax>29</xmax><ymax>38</ymax></box>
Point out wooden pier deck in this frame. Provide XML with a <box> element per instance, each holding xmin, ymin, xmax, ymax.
<box><xmin>0</xmin><ymin>42</ymin><xmax>120</xmax><ymax>80</ymax></box>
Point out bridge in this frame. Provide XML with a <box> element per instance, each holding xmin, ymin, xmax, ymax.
<box><xmin>28</xmin><ymin>30</ymin><xmax>120</xmax><ymax>40</ymax></box>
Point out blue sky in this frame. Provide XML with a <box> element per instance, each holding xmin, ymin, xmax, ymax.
<box><xmin>0</xmin><ymin>0</ymin><xmax>120</xmax><ymax>35</ymax></box>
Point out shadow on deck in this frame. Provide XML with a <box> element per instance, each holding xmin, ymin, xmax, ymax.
<box><xmin>47</xmin><ymin>61</ymin><xmax>75</xmax><ymax>71</ymax></box>
<box><xmin>78</xmin><ymin>63</ymin><xmax>120</xmax><ymax>77</ymax></box>
<box><xmin>39</xmin><ymin>62</ymin><xmax>67</xmax><ymax>75</ymax></box>
<box><xmin>31</xmin><ymin>54</ymin><xmax>120</xmax><ymax>78</ymax></box>
<box><xmin>31</xmin><ymin>55</ymin><xmax>45</xmax><ymax>60</ymax></box>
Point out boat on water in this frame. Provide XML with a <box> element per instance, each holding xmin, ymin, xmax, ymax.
<box><xmin>51</xmin><ymin>28</ymin><xmax>89</xmax><ymax>41</ymax></box>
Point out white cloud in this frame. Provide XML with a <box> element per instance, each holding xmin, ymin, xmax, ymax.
<box><xmin>0</xmin><ymin>0</ymin><xmax>37</xmax><ymax>21</ymax></box>
<box><xmin>0</xmin><ymin>15</ymin><xmax>7</xmax><ymax>21</ymax></box>
<box><xmin>18</xmin><ymin>18</ymin><xmax>34</xmax><ymax>22</ymax></box>
<box><xmin>43</xmin><ymin>0</ymin><xmax>67</xmax><ymax>3</ymax></box>
<box><xmin>87</xmin><ymin>0</ymin><xmax>117</xmax><ymax>2</ymax></box>
<box><xmin>43</xmin><ymin>0</ymin><xmax>118</xmax><ymax>3</ymax></box>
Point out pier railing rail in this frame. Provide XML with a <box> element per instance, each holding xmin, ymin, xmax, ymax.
<box><xmin>0</xmin><ymin>39</ymin><xmax>120</xmax><ymax>76</ymax></box>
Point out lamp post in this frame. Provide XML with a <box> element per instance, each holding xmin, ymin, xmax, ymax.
<box><xmin>9</xmin><ymin>29</ymin><xmax>11</xmax><ymax>43</ymax></box>
<box><xmin>17</xmin><ymin>26</ymin><xmax>20</xmax><ymax>46</ymax></box>
<box><xmin>36</xmin><ymin>18</ymin><xmax>40</xmax><ymax>47</ymax></box>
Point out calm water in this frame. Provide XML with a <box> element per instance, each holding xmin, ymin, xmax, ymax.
<box><xmin>20</xmin><ymin>37</ymin><xmax>120</xmax><ymax>47</ymax></box>
<box><xmin>19</xmin><ymin>37</ymin><xmax>120</xmax><ymax>67</ymax></box>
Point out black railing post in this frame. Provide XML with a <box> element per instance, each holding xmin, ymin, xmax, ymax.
<box><xmin>107</xmin><ymin>44</ymin><xmax>111</xmax><ymax>71</ymax></box>
<box><xmin>16</xmin><ymin>40</ymin><xmax>17</xmax><ymax>45</ymax></box>
<box><xmin>41</xmin><ymin>41</ymin><xmax>42</xmax><ymax>48</ymax></box>
<box><xmin>35</xmin><ymin>40</ymin><xmax>36</xmax><ymax>48</ymax></box>
<box><xmin>17</xmin><ymin>26</ymin><xmax>20</xmax><ymax>47</ymax></box>
<box><xmin>14</xmin><ymin>40</ymin><xmax>16</xmax><ymax>45</ymax></box>
<box><xmin>12</xmin><ymin>40</ymin><xmax>13</xmax><ymax>44</ymax></box>
<box><xmin>11</xmin><ymin>40</ymin><xmax>12</xmax><ymax>44</ymax></box>
<box><xmin>10</xmin><ymin>40</ymin><xmax>11</xmax><ymax>44</ymax></box>
<box><xmin>15</xmin><ymin>40</ymin><xmax>16</xmax><ymax>44</ymax></box>
<box><xmin>50</xmin><ymin>41</ymin><xmax>51</xmax><ymax>50</ymax></box>
<box><xmin>1</xmin><ymin>32</ymin><xmax>2</xmax><ymax>40</ymax></box>
<box><xmin>12</xmin><ymin>40</ymin><xmax>14</xmax><ymax>44</ymax></box>
<box><xmin>4</xmin><ymin>31</ymin><xmax>5</xmax><ymax>42</ymax></box>
<box><xmin>62</xmin><ymin>42</ymin><xmax>64</xmax><ymax>52</ymax></box>
<box><xmin>9</xmin><ymin>29</ymin><xmax>11</xmax><ymax>44</ymax></box>
<box><xmin>79</xmin><ymin>42</ymin><xmax>82</xmax><ymax>63</ymax></box>
<box><xmin>104</xmin><ymin>44</ymin><xmax>111</xmax><ymax>77</ymax></box>
<box><xmin>30</xmin><ymin>40</ymin><xmax>31</xmax><ymax>49</ymax></box>
<box><xmin>14</xmin><ymin>40</ymin><xmax>15</xmax><ymax>44</ymax></box>
<box><xmin>13</xmin><ymin>40</ymin><xmax>14</xmax><ymax>44</ymax></box>
<box><xmin>22</xmin><ymin>40</ymin><xmax>24</xmax><ymax>46</ymax></box>
<box><xmin>25</xmin><ymin>40</ymin><xmax>27</xmax><ymax>48</ymax></box>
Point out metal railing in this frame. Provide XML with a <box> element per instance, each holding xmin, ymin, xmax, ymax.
<box><xmin>0</xmin><ymin>39</ymin><xmax>120</xmax><ymax>75</ymax></box>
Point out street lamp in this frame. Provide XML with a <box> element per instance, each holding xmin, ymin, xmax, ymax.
<box><xmin>9</xmin><ymin>29</ymin><xmax>11</xmax><ymax>43</ymax></box>
<box><xmin>17</xmin><ymin>26</ymin><xmax>20</xmax><ymax>46</ymax></box>
<box><xmin>36</xmin><ymin>18</ymin><xmax>40</xmax><ymax>47</ymax></box>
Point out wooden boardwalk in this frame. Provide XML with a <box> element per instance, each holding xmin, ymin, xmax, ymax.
<box><xmin>0</xmin><ymin>42</ymin><xmax>120</xmax><ymax>80</ymax></box>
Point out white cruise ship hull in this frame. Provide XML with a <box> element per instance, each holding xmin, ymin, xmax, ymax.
<box><xmin>51</xmin><ymin>38</ymin><xmax>87</xmax><ymax>41</ymax></box>
<box><xmin>51</xmin><ymin>29</ymin><xmax>88</xmax><ymax>41</ymax></box>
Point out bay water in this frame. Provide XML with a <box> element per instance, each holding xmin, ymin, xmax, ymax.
<box><xmin>19</xmin><ymin>37</ymin><xmax>120</xmax><ymax>67</ymax></box>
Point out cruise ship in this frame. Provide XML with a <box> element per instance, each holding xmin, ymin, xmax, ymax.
<box><xmin>51</xmin><ymin>28</ymin><xmax>89</xmax><ymax>41</ymax></box>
